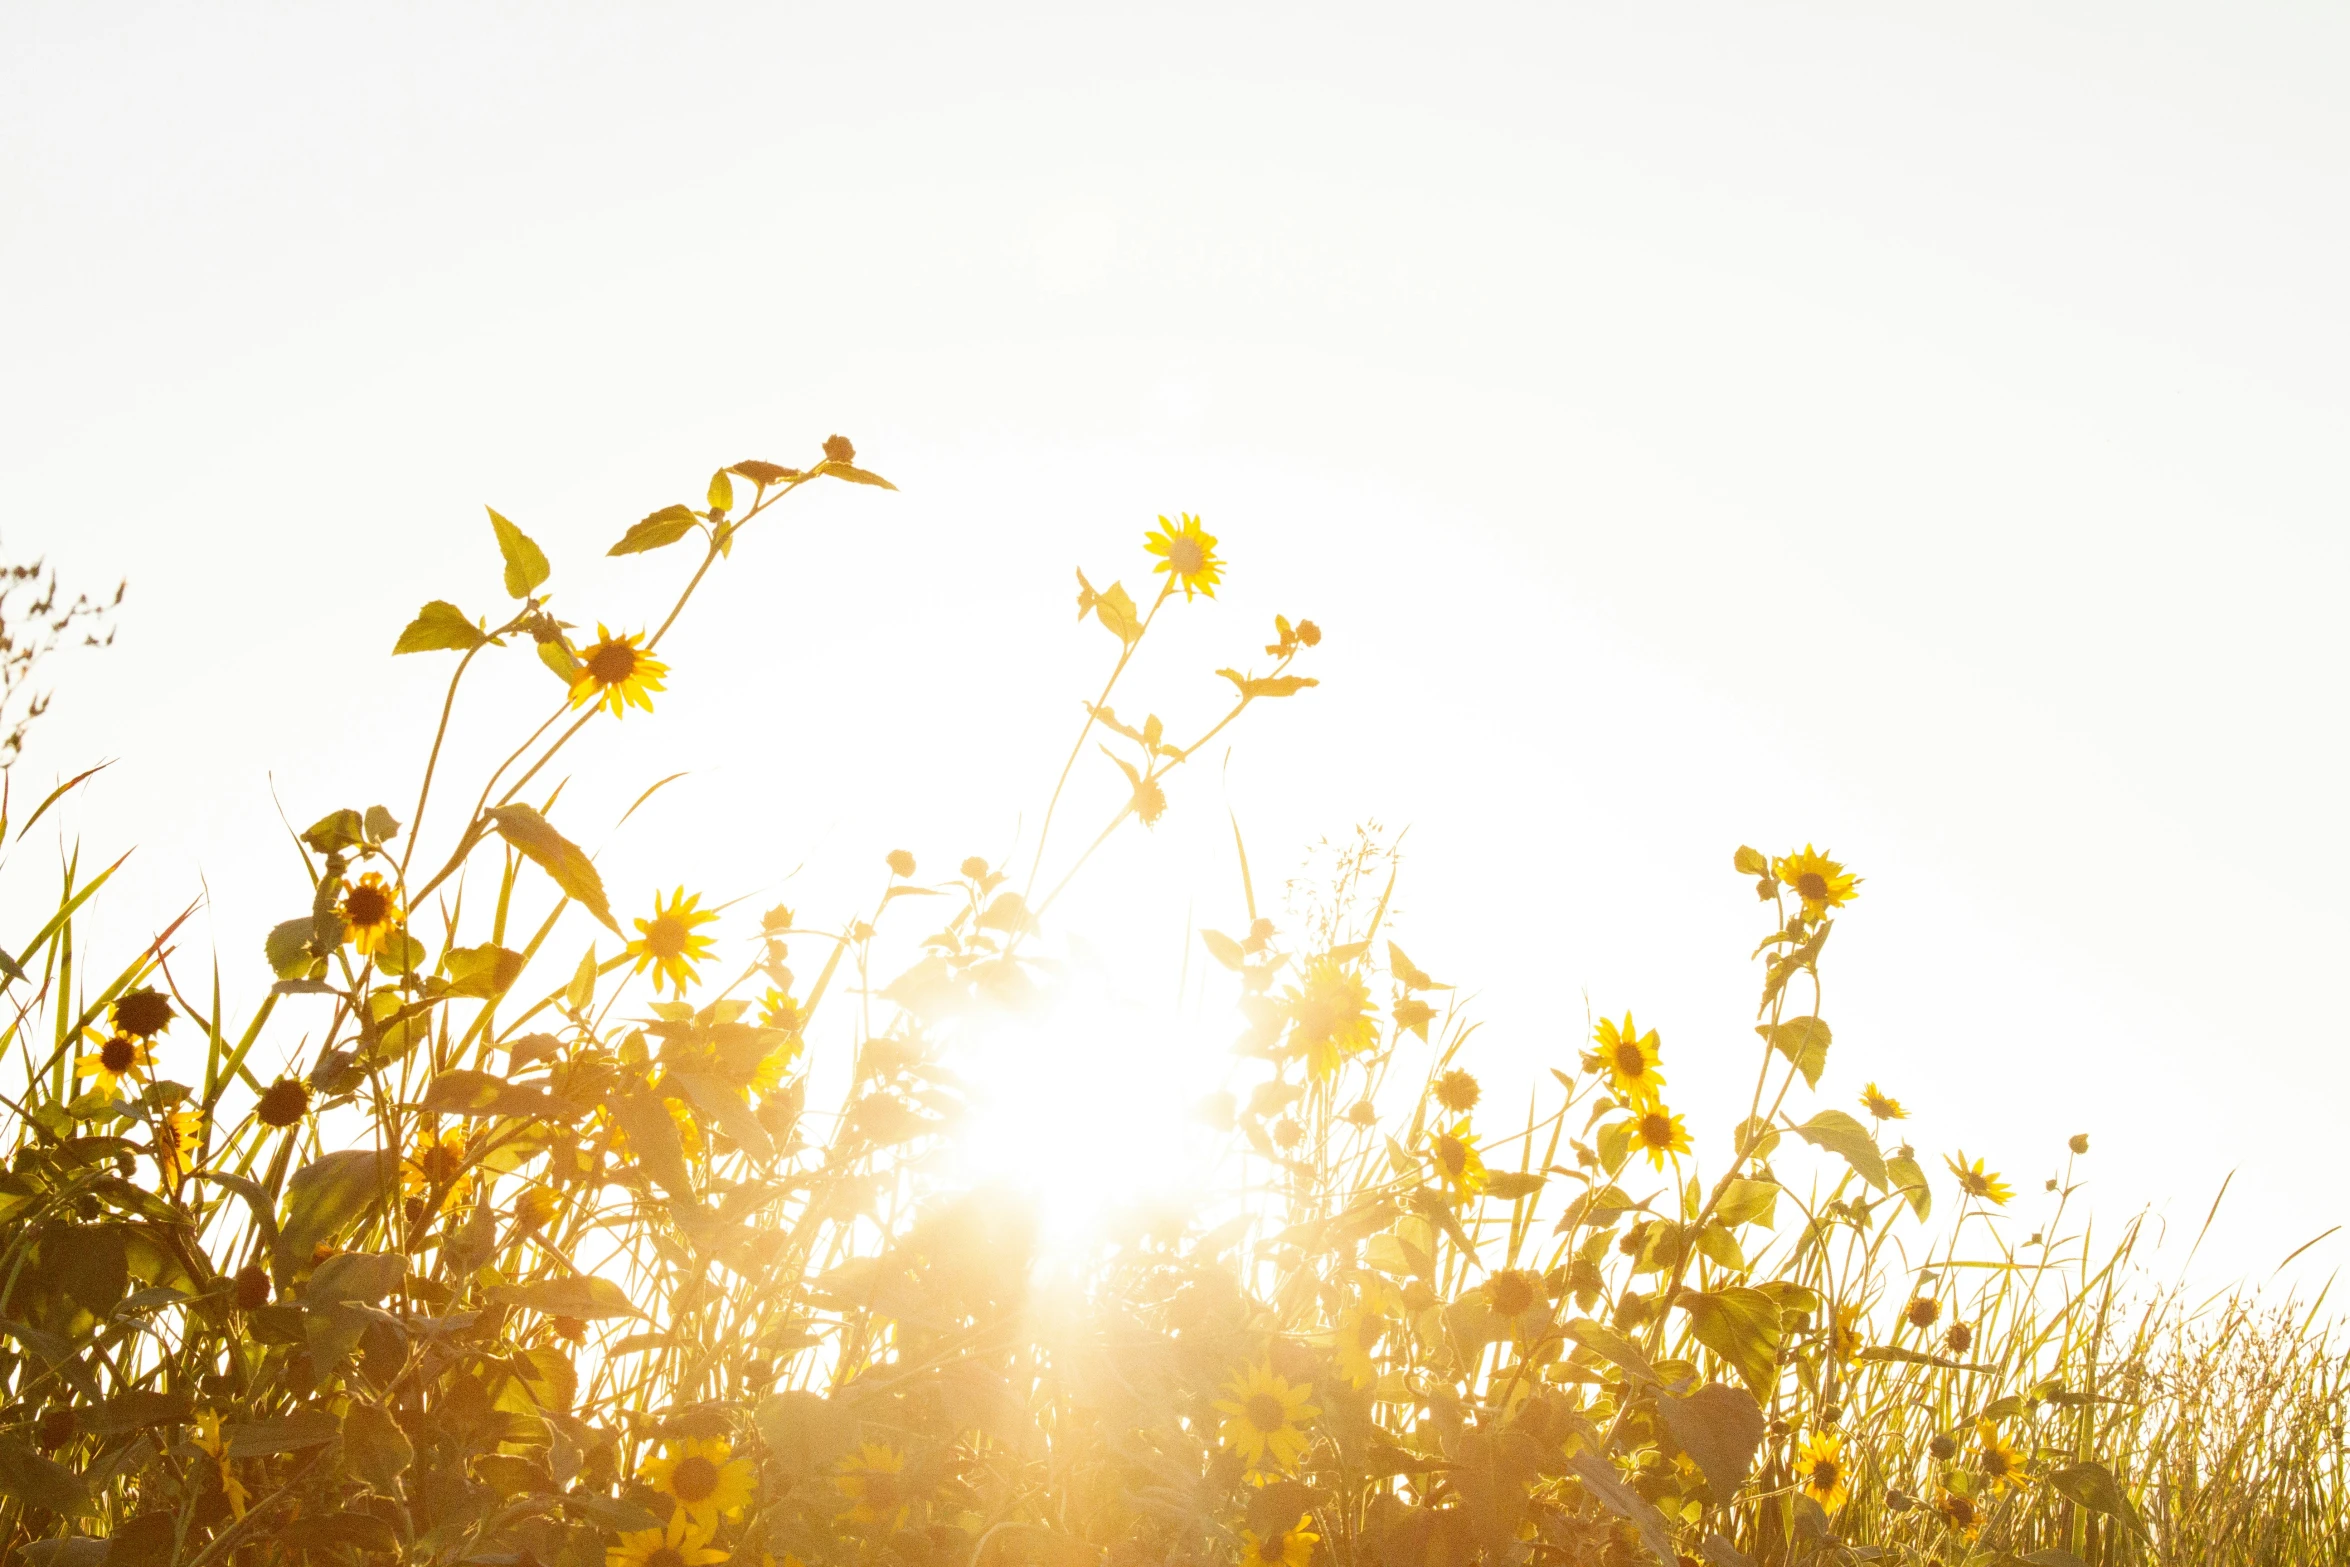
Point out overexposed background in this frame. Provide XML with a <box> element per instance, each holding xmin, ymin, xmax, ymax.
<box><xmin>3</xmin><ymin>3</ymin><xmax>2344</xmax><ymax>1280</ymax></box>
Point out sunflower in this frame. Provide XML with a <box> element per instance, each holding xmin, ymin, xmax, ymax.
<box><xmin>1592</xmin><ymin>1014</ymin><xmax>1665</xmax><ymax>1107</ymax></box>
<box><xmin>570</xmin><ymin>625</ymin><xmax>668</xmax><ymax>717</ymax></box>
<box><xmin>605</xmin><ymin>1095</ymin><xmax>705</xmax><ymax>1162</ymax></box>
<box><xmin>158</xmin><ymin>1108</ymin><xmax>203</xmax><ymax>1184</ymax></box>
<box><xmin>339</xmin><ymin>871</ymin><xmax>403</xmax><ymax>957</ymax></box>
<box><xmin>606</xmin><ymin>1508</ymin><xmax>730</xmax><ymax>1567</ymax></box>
<box><xmin>111</xmin><ymin>986</ymin><xmax>175</xmax><ymax>1039</ymax></box>
<box><xmin>1426</xmin><ymin>1118</ymin><xmax>1488</xmax><ymax>1197</ymax></box>
<box><xmin>1859</xmin><ymin>1082</ymin><xmax>1906</xmax><ymax>1121</ymax></box>
<box><xmin>1794</xmin><ymin>1431</ymin><xmax>1848</xmax><ymax>1512</ymax></box>
<box><xmin>1433</xmin><ymin>1068</ymin><xmax>1480</xmax><ymax>1113</ymax></box>
<box><xmin>74</xmin><ymin>1031</ymin><xmax>153</xmax><ymax>1097</ymax></box>
<box><xmin>1144</xmin><ymin>513</ymin><xmax>1223</xmax><ymax>600</ymax></box>
<box><xmin>401</xmin><ymin>1127</ymin><xmax>473</xmax><ymax>1209</ymax></box>
<box><xmin>1239</xmin><ymin>1516</ymin><xmax>1318</xmax><ymax>1567</ymax></box>
<box><xmin>1945</xmin><ymin>1152</ymin><xmax>2013</xmax><ymax>1207</ymax></box>
<box><xmin>1933</xmin><ymin>1488</ymin><xmax>1982</xmax><ymax>1541</ymax></box>
<box><xmin>192</xmin><ymin>1409</ymin><xmax>249</xmax><ymax>1521</ymax></box>
<box><xmin>1284</xmin><ymin>959</ymin><xmax>1376</xmax><ymax>1080</ymax></box>
<box><xmin>1976</xmin><ymin>1423</ymin><xmax>2026</xmax><ymax>1492</ymax></box>
<box><xmin>628</xmin><ymin>888</ymin><xmax>719</xmax><ymax>996</ymax></box>
<box><xmin>1772</xmin><ymin>845</ymin><xmax>1860</xmax><ymax>919</ymax></box>
<box><xmin>1628</xmin><ymin>1103</ymin><xmax>1691</xmax><ymax>1170</ymax></box>
<box><xmin>1830</xmin><ymin>1301</ymin><xmax>1865</xmax><ymax>1364</ymax></box>
<box><xmin>1330</xmin><ymin>1306</ymin><xmax>1385</xmax><ymax>1390</ymax></box>
<box><xmin>1903</xmin><ymin>1295</ymin><xmax>1941</xmax><ymax>1330</ymax></box>
<box><xmin>1484</xmin><ymin>1269</ymin><xmax>1541</xmax><ymax>1320</ymax></box>
<box><xmin>640</xmin><ymin>1436</ymin><xmax>756</xmax><ymax>1528</ymax></box>
<box><xmin>1214</xmin><ymin>1363</ymin><xmax>1318</xmax><ymax>1475</ymax></box>
<box><xmin>1945</xmin><ymin>1321</ymin><xmax>1974</xmax><ymax>1355</ymax></box>
<box><xmin>255</xmin><ymin>1077</ymin><xmax>312</xmax><ymax>1128</ymax></box>
<box><xmin>834</xmin><ymin>1442</ymin><xmax>911</xmax><ymax>1528</ymax></box>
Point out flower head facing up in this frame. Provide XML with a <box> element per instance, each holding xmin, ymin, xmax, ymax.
<box><xmin>1772</xmin><ymin>845</ymin><xmax>1860</xmax><ymax>919</ymax></box>
<box><xmin>1144</xmin><ymin>513</ymin><xmax>1224</xmax><ymax>600</ymax></box>
<box><xmin>629</xmin><ymin>888</ymin><xmax>719</xmax><ymax>996</ymax></box>
<box><xmin>834</xmin><ymin>1442</ymin><xmax>911</xmax><ymax>1528</ymax></box>
<box><xmin>1593</xmin><ymin>1014</ymin><xmax>1665</xmax><ymax>1107</ymax></box>
<box><xmin>339</xmin><ymin>871</ymin><xmax>402</xmax><ymax>957</ymax></box>
<box><xmin>111</xmin><ymin>986</ymin><xmax>175</xmax><ymax>1040</ymax></box>
<box><xmin>1215</xmin><ymin>1363</ymin><xmax>1318</xmax><ymax>1475</ymax></box>
<box><xmin>1240</xmin><ymin>1515</ymin><xmax>1318</xmax><ymax>1567</ymax></box>
<box><xmin>570</xmin><ymin>626</ymin><xmax>669</xmax><ymax>717</ymax></box>
<box><xmin>1427</xmin><ymin>1118</ymin><xmax>1488</xmax><ymax>1197</ymax></box>
<box><xmin>606</xmin><ymin>1508</ymin><xmax>730</xmax><ymax>1567</ymax></box>
<box><xmin>1285</xmin><ymin>959</ymin><xmax>1376</xmax><ymax>1080</ymax></box>
<box><xmin>640</xmin><ymin>1436</ymin><xmax>755</xmax><ymax>1528</ymax></box>
<box><xmin>75</xmin><ymin>1031</ymin><xmax>153</xmax><ymax>1098</ymax></box>
<box><xmin>1860</xmin><ymin>1082</ymin><xmax>1907</xmax><ymax>1121</ymax></box>
<box><xmin>1945</xmin><ymin>1152</ymin><xmax>2013</xmax><ymax>1207</ymax></box>
<box><xmin>1629</xmin><ymin>1103</ymin><xmax>1691</xmax><ymax>1170</ymax></box>
<box><xmin>1795</xmin><ymin>1431</ymin><xmax>1848</xmax><ymax>1512</ymax></box>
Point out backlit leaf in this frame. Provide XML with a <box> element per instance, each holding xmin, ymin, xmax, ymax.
<box><xmin>1790</xmin><ymin>1109</ymin><xmax>1888</xmax><ymax>1192</ymax></box>
<box><xmin>487</xmin><ymin>1274</ymin><xmax>640</xmax><ymax>1320</ymax></box>
<box><xmin>608</xmin><ymin>504</ymin><xmax>700</xmax><ymax>556</ymax></box>
<box><xmin>1656</xmin><ymin>1382</ymin><xmax>1766</xmax><ymax>1500</ymax></box>
<box><xmin>393</xmin><ymin>599</ymin><xmax>489</xmax><ymax>655</ymax></box>
<box><xmin>487</xmin><ymin>507</ymin><xmax>551</xmax><ymax>598</ymax></box>
<box><xmin>486</xmin><ymin>804</ymin><xmax>619</xmax><ymax>934</ymax></box>
<box><xmin>1677</xmin><ymin>1287</ymin><xmax>1783</xmax><ymax>1395</ymax></box>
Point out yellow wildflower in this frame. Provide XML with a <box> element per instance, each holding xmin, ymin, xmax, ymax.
<box><xmin>1773</xmin><ymin>845</ymin><xmax>1859</xmax><ymax>918</ymax></box>
<box><xmin>1593</xmin><ymin>1013</ymin><xmax>1665</xmax><ymax>1107</ymax></box>
<box><xmin>628</xmin><ymin>888</ymin><xmax>719</xmax><ymax>996</ymax></box>
<box><xmin>570</xmin><ymin>625</ymin><xmax>668</xmax><ymax>717</ymax></box>
<box><xmin>1144</xmin><ymin>513</ymin><xmax>1223</xmax><ymax>599</ymax></box>
<box><xmin>1214</xmin><ymin>1362</ymin><xmax>1317</xmax><ymax>1475</ymax></box>
<box><xmin>639</xmin><ymin>1435</ymin><xmax>755</xmax><ymax>1528</ymax></box>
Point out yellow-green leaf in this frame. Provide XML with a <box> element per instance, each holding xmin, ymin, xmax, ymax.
<box><xmin>1677</xmin><ymin>1286</ymin><xmax>1782</xmax><ymax>1394</ymax></box>
<box><xmin>1791</xmin><ymin>1109</ymin><xmax>1888</xmax><ymax>1192</ymax></box>
<box><xmin>707</xmin><ymin>469</ymin><xmax>735</xmax><ymax>515</ymax></box>
<box><xmin>1759</xmin><ymin>1015</ymin><xmax>1832</xmax><ymax>1088</ymax></box>
<box><xmin>1887</xmin><ymin>1153</ymin><xmax>1932</xmax><ymax>1221</ymax></box>
<box><xmin>608</xmin><ymin>504</ymin><xmax>700</xmax><ymax>556</ymax></box>
<box><xmin>815</xmin><ymin>459</ymin><xmax>898</xmax><ymax>490</ymax></box>
<box><xmin>485</xmin><ymin>804</ymin><xmax>619</xmax><ymax>934</ymax></box>
<box><xmin>487</xmin><ymin>507</ymin><xmax>551</xmax><ymax>598</ymax></box>
<box><xmin>1093</xmin><ymin>582</ymin><xmax>1143</xmax><ymax>645</ymax></box>
<box><xmin>393</xmin><ymin>599</ymin><xmax>488</xmax><ymax>655</ymax></box>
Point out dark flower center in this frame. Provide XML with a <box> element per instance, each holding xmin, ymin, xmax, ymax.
<box><xmin>1796</xmin><ymin>871</ymin><xmax>1830</xmax><ymax>901</ymax></box>
<box><xmin>645</xmin><ymin>917</ymin><xmax>690</xmax><ymax>960</ymax></box>
<box><xmin>588</xmin><ymin>641</ymin><xmax>640</xmax><ymax>685</ymax></box>
<box><xmin>859</xmin><ymin>1471</ymin><xmax>899</xmax><ymax>1511</ymax></box>
<box><xmin>257</xmin><ymin>1079</ymin><xmax>311</xmax><ymax>1127</ymax></box>
<box><xmin>1640</xmin><ymin>1113</ymin><xmax>1672</xmax><ymax>1146</ymax></box>
<box><xmin>1614</xmin><ymin>1042</ymin><xmax>1645</xmax><ymax>1076</ymax></box>
<box><xmin>1811</xmin><ymin>1458</ymin><xmax>1840</xmax><ymax>1493</ymax></box>
<box><xmin>101</xmin><ymin>1035</ymin><xmax>138</xmax><ymax>1074</ymax></box>
<box><xmin>646</xmin><ymin>1551</ymin><xmax>685</xmax><ymax>1567</ymax></box>
<box><xmin>1254</xmin><ymin>1536</ymin><xmax>1289</xmax><ymax>1564</ymax></box>
<box><xmin>344</xmin><ymin>883</ymin><xmax>392</xmax><ymax>926</ymax></box>
<box><xmin>114</xmin><ymin>989</ymin><xmax>174</xmax><ymax>1038</ymax></box>
<box><xmin>1169</xmin><ymin>536</ymin><xmax>1205</xmax><ymax>575</ymax></box>
<box><xmin>1488</xmin><ymin>1273</ymin><xmax>1535</xmax><ymax>1317</ymax></box>
<box><xmin>1246</xmin><ymin>1393</ymin><xmax>1288</xmax><ymax>1433</ymax></box>
<box><xmin>670</xmin><ymin>1454</ymin><xmax>718</xmax><ymax>1502</ymax></box>
<box><xmin>1433</xmin><ymin>1138</ymin><xmax>1466</xmax><ymax>1176</ymax></box>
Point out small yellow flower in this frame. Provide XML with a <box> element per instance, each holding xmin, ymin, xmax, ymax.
<box><xmin>834</xmin><ymin>1441</ymin><xmax>911</xmax><ymax>1527</ymax></box>
<box><xmin>1330</xmin><ymin>1305</ymin><xmax>1386</xmax><ymax>1390</ymax></box>
<box><xmin>192</xmin><ymin>1410</ymin><xmax>249</xmax><ymax>1521</ymax></box>
<box><xmin>1144</xmin><ymin>513</ymin><xmax>1223</xmax><ymax>600</ymax></box>
<box><xmin>1214</xmin><ymin>1363</ymin><xmax>1318</xmax><ymax>1475</ymax></box>
<box><xmin>1284</xmin><ymin>959</ymin><xmax>1375</xmax><ymax>1080</ymax></box>
<box><xmin>570</xmin><ymin>625</ymin><xmax>669</xmax><ymax>717</ymax></box>
<box><xmin>606</xmin><ymin>1508</ymin><xmax>729</xmax><ymax>1567</ymax></box>
<box><xmin>1426</xmin><ymin>1117</ymin><xmax>1488</xmax><ymax>1197</ymax></box>
<box><xmin>1830</xmin><ymin>1301</ymin><xmax>1864</xmax><ymax>1364</ymax></box>
<box><xmin>74</xmin><ymin>1031</ymin><xmax>153</xmax><ymax>1097</ymax></box>
<box><xmin>628</xmin><ymin>887</ymin><xmax>719</xmax><ymax>996</ymax></box>
<box><xmin>401</xmin><ymin>1127</ymin><xmax>474</xmax><ymax>1209</ymax></box>
<box><xmin>1795</xmin><ymin>1431</ymin><xmax>1848</xmax><ymax>1512</ymax></box>
<box><xmin>1593</xmin><ymin>1014</ymin><xmax>1665</xmax><ymax>1107</ymax></box>
<box><xmin>1934</xmin><ymin>1488</ymin><xmax>1982</xmax><ymax>1541</ymax></box>
<box><xmin>159</xmin><ymin>1108</ymin><xmax>203</xmax><ymax>1184</ymax></box>
<box><xmin>1945</xmin><ymin>1152</ymin><xmax>2013</xmax><ymax>1207</ymax></box>
<box><xmin>1772</xmin><ymin>845</ymin><xmax>1859</xmax><ymax>918</ymax></box>
<box><xmin>1628</xmin><ymin>1103</ymin><xmax>1690</xmax><ymax>1170</ymax></box>
<box><xmin>1857</xmin><ymin>1084</ymin><xmax>1905</xmax><ymax>1123</ymax></box>
<box><xmin>639</xmin><ymin>1435</ymin><xmax>756</xmax><ymax>1528</ymax></box>
<box><xmin>339</xmin><ymin>871</ymin><xmax>403</xmax><ymax>957</ymax></box>
<box><xmin>1239</xmin><ymin>1516</ymin><xmax>1318</xmax><ymax>1567</ymax></box>
<box><xmin>1976</xmin><ymin>1423</ymin><xmax>2026</xmax><ymax>1492</ymax></box>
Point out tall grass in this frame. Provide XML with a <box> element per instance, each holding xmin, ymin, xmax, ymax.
<box><xmin>0</xmin><ymin>441</ymin><xmax>2338</xmax><ymax>1567</ymax></box>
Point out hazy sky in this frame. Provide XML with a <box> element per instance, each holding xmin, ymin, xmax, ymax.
<box><xmin>4</xmin><ymin>3</ymin><xmax>2345</xmax><ymax>1281</ymax></box>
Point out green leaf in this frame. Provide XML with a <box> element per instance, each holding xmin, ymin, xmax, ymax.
<box><xmin>304</xmin><ymin>1251</ymin><xmax>406</xmax><ymax>1307</ymax></box>
<box><xmin>301</xmin><ymin>808</ymin><xmax>368</xmax><ymax>855</ymax></box>
<box><xmin>608</xmin><ymin>504</ymin><xmax>700</xmax><ymax>556</ymax></box>
<box><xmin>1565</xmin><ymin>1454</ymin><xmax>1676</xmax><ymax>1566</ymax></box>
<box><xmin>1656</xmin><ymin>1382</ymin><xmax>1766</xmax><ymax>1500</ymax></box>
<box><xmin>275</xmin><ymin>1148</ymin><xmax>398</xmax><ymax>1274</ymax></box>
<box><xmin>487</xmin><ymin>1274</ymin><xmax>640</xmax><ymax>1320</ymax></box>
<box><xmin>1714</xmin><ymin>1178</ymin><xmax>1780</xmax><ymax>1229</ymax></box>
<box><xmin>363</xmin><ymin>805</ymin><xmax>401</xmax><ymax>844</ymax></box>
<box><xmin>266</xmin><ymin>917</ymin><xmax>321</xmax><ymax>980</ymax></box>
<box><xmin>1887</xmin><ymin>1152</ymin><xmax>1932</xmax><ymax>1221</ymax></box>
<box><xmin>393</xmin><ymin>599</ymin><xmax>489</xmax><ymax>654</ymax></box>
<box><xmin>442</xmin><ymin>943</ymin><xmax>526</xmax><ymax>1000</ymax></box>
<box><xmin>1759</xmin><ymin>1015</ymin><xmax>1831</xmax><ymax>1088</ymax></box>
<box><xmin>1790</xmin><ymin>1109</ymin><xmax>1888</xmax><ymax>1192</ymax></box>
<box><xmin>2048</xmin><ymin>1461</ymin><xmax>2150</xmax><ymax>1541</ymax></box>
<box><xmin>756</xmin><ymin>1390</ymin><xmax>860</xmax><ymax>1475</ymax></box>
<box><xmin>374</xmin><ymin>929</ymin><xmax>426</xmax><ymax>977</ymax></box>
<box><xmin>563</xmin><ymin>1493</ymin><xmax>664</xmax><ymax>1535</ymax></box>
<box><xmin>487</xmin><ymin>507</ymin><xmax>551</xmax><ymax>598</ymax></box>
<box><xmin>1694</xmin><ymin>1218</ymin><xmax>1745</xmax><ymax>1271</ymax></box>
<box><xmin>1732</xmin><ymin>846</ymin><xmax>1770</xmax><ymax>876</ymax></box>
<box><xmin>485</xmin><ymin>804</ymin><xmax>618</xmax><ymax>934</ymax></box>
<box><xmin>78</xmin><ymin>1390</ymin><xmax>194</xmax><ymax>1436</ymax></box>
<box><xmin>707</xmin><ymin>469</ymin><xmax>735</xmax><ymax>515</ymax></box>
<box><xmin>1564</xmin><ymin>1317</ymin><xmax>1661</xmax><ymax>1385</ymax></box>
<box><xmin>0</xmin><ymin>1437</ymin><xmax>93</xmax><ymax>1516</ymax></box>
<box><xmin>728</xmin><ymin>460</ymin><xmax>801</xmax><ymax>487</ymax></box>
<box><xmin>225</xmin><ymin>1407</ymin><xmax>341</xmax><ymax>1457</ymax></box>
<box><xmin>1596</xmin><ymin>1116</ymin><xmax>1632</xmax><ymax>1177</ymax></box>
<box><xmin>1677</xmin><ymin>1287</ymin><xmax>1783</xmax><ymax>1395</ymax></box>
<box><xmin>538</xmin><ymin>637</ymin><xmax>582</xmax><ymax>686</ymax></box>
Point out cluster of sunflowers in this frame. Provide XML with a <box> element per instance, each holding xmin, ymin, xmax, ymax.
<box><xmin>0</xmin><ymin>438</ymin><xmax>2179</xmax><ymax>1567</ymax></box>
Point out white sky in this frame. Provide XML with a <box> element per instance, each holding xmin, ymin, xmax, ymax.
<box><xmin>3</xmin><ymin>3</ymin><xmax>2345</xmax><ymax>1283</ymax></box>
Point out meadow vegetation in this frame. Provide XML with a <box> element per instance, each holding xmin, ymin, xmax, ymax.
<box><xmin>0</xmin><ymin>441</ymin><xmax>2340</xmax><ymax>1567</ymax></box>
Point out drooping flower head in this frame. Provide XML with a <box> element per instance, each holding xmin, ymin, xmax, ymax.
<box><xmin>1860</xmin><ymin>1082</ymin><xmax>1906</xmax><ymax>1121</ymax></box>
<box><xmin>1144</xmin><ymin>513</ymin><xmax>1224</xmax><ymax>600</ymax></box>
<box><xmin>570</xmin><ymin>626</ymin><xmax>669</xmax><ymax>717</ymax></box>
<box><xmin>628</xmin><ymin>888</ymin><xmax>719</xmax><ymax>996</ymax></box>
<box><xmin>159</xmin><ymin>1108</ymin><xmax>203</xmax><ymax>1184</ymax></box>
<box><xmin>111</xmin><ymin>986</ymin><xmax>175</xmax><ymax>1040</ymax></box>
<box><xmin>1427</xmin><ymin>1117</ymin><xmax>1488</xmax><ymax>1197</ymax></box>
<box><xmin>1214</xmin><ymin>1363</ymin><xmax>1318</xmax><ymax>1475</ymax></box>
